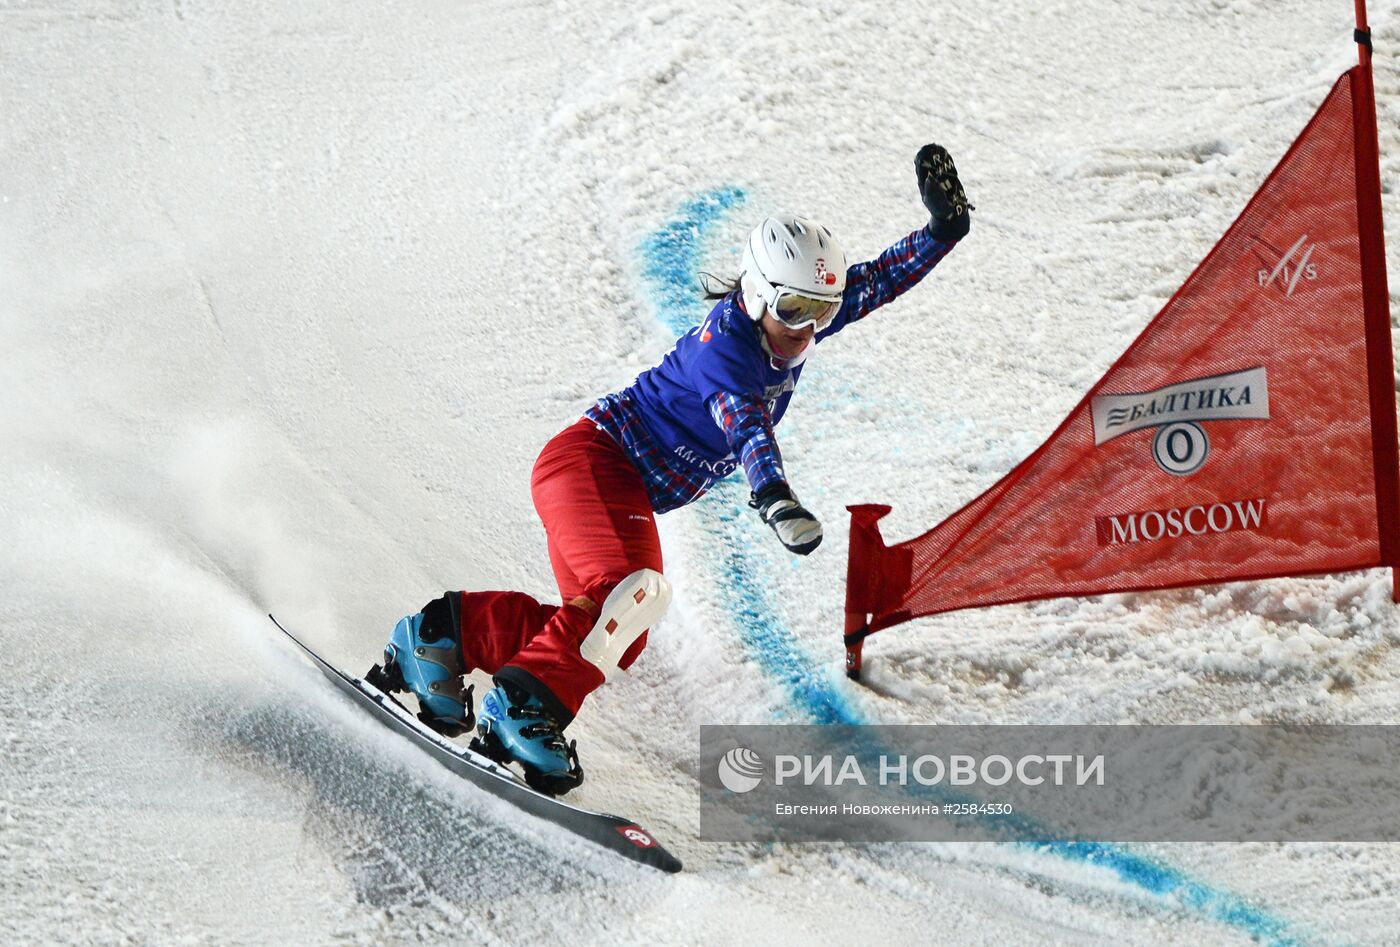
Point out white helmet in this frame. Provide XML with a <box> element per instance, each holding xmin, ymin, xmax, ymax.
<box><xmin>740</xmin><ymin>215</ymin><xmax>846</xmax><ymax>330</ymax></box>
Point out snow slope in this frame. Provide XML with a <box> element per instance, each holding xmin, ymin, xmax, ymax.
<box><xmin>4</xmin><ymin>0</ymin><xmax>1399</xmax><ymax>943</ymax></box>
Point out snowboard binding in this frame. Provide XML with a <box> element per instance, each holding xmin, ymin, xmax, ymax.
<box><xmin>365</xmin><ymin>654</ymin><xmax>475</xmax><ymax>739</ymax></box>
<box><xmin>472</xmin><ymin>728</ymin><xmax>584</xmax><ymax>797</ymax></box>
<box><xmin>375</xmin><ymin>599</ymin><xmax>477</xmax><ymax>738</ymax></box>
<box><xmin>472</xmin><ymin>683</ymin><xmax>585</xmax><ymax>797</ymax></box>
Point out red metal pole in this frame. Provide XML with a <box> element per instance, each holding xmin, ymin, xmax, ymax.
<box><xmin>843</xmin><ymin>504</ymin><xmax>902</xmax><ymax>682</ymax></box>
<box><xmin>1351</xmin><ymin>0</ymin><xmax>1400</xmax><ymax>601</ymax></box>
<box><xmin>844</xmin><ymin>613</ymin><xmax>866</xmax><ymax>681</ymax></box>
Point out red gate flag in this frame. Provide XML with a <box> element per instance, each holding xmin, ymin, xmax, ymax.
<box><xmin>844</xmin><ymin>63</ymin><xmax>1396</xmax><ymax>680</ymax></box>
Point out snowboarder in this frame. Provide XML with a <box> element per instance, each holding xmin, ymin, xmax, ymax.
<box><xmin>373</xmin><ymin>144</ymin><xmax>972</xmax><ymax>795</ymax></box>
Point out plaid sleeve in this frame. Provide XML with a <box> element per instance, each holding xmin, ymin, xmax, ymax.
<box><xmin>707</xmin><ymin>391</ymin><xmax>786</xmax><ymax>493</ymax></box>
<box><xmin>823</xmin><ymin>225</ymin><xmax>959</xmax><ymax>336</ymax></box>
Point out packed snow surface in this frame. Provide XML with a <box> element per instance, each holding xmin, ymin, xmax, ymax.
<box><xmin>4</xmin><ymin>0</ymin><xmax>1400</xmax><ymax>944</ymax></box>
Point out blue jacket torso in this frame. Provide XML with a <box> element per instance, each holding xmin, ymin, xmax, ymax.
<box><xmin>585</xmin><ymin>224</ymin><xmax>959</xmax><ymax>513</ymax></box>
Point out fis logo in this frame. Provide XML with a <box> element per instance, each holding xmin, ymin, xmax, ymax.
<box><xmin>1253</xmin><ymin>233</ymin><xmax>1319</xmax><ymax>298</ymax></box>
<box><xmin>814</xmin><ymin>258</ymin><xmax>837</xmax><ymax>287</ymax></box>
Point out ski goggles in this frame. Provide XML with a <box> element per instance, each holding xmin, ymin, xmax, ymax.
<box><xmin>768</xmin><ymin>287</ymin><xmax>843</xmax><ymax>331</ymax></box>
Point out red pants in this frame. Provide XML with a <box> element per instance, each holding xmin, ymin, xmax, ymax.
<box><xmin>450</xmin><ymin>419</ymin><xmax>662</xmax><ymax>722</ymax></box>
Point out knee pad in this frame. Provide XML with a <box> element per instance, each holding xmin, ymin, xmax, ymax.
<box><xmin>578</xmin><ymin>569</ymin><xmax>671</xmax><ymax>683</ymax></box>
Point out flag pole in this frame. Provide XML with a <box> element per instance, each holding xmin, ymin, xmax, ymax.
<box><xmin>1355</xmin><ymin>0</ymin><xmax>1370</xmax><ymax>62</ymax></box>
<box><xmin>1350</xmin><ymin>0</ymin><xmax>1400</xmax><ymax>602</ymax></box>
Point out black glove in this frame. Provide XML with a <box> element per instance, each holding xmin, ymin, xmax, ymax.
<box><xmin>916</xmin><ymin>143</ymin><xmax>971</xmax><ymax>241</ymax></box>
<box><xmin>749</xmin><ymin>482</ymin><xmax>823</xmax><ymax>556</ymax></box>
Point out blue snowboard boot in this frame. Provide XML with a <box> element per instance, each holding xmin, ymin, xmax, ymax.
<box><xmin>473</xmin><ymin>681</ymin><xmax>583</xmax><ymax>796</ymax></box>
<box><xmin>367</xmin><ymin>594</ymin><xmax>474</xmax><ymax>737</ymax></box>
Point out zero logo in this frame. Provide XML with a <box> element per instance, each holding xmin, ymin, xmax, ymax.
<box><xmin>616</xmin><ymin>825</ymin><xmax>655</xmax><ymax>848</ymax></box>
<box><xmin>1152</xmin><ymin>422</ymin><xmax>1209</xmax><ymax>477</ymax></box>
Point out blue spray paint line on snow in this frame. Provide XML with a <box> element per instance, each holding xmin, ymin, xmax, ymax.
<box><xmin>703</xmin><ymin>477</ymin><xmax>853</xmax><ymax>724</ymax></box>
<box><xmin>641</xmin><ymin>187</ymin><xmax>745</xmax><ymax>335</ymax></box>
<box><xmin>639</xmin><ymin>187</ymin><xmax>855</xmax><ymax>726</ymax></box>
<box><xmin>639</xmin><ymin>190</ymin><xmax>1305</xmax><ymax>946</ymax></box>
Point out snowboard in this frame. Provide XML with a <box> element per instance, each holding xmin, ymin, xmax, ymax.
<box><xmin>269</xmin><ymin>614</ymin><xmax>683</xmax><ymax>873</ymax></box>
